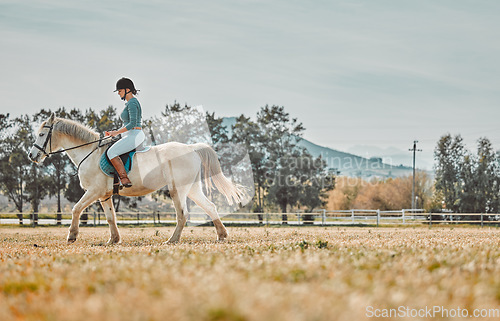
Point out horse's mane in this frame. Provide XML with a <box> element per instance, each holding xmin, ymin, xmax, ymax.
<box><xmin>47</xmin><ymin>118</ymin><xmax>100</xmax><ymax>143</ymax></box>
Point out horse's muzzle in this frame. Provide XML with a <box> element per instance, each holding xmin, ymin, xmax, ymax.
<box><xmin>28</xmin><ymin>150</ymin><xmax>41</xmax><ymax>163</ymax></box>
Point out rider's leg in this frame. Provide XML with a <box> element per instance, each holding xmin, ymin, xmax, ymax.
<box><xmin>109</xmin><ymin>156</ymin><xmax>132</xmax><ymax>187</ymax></box>
<box><xmin>107</xmin><ymin>130</ymin><xmax>145</xmax><ymax>188</ymax></box>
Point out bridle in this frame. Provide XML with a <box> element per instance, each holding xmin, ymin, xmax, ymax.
<box><xmin>33</xmin><ymin>123</ymin><xmax>114</xmax><ymax>175</ymax></box>
<box><xmin>33</xmin><ymin>124</ymin><xmax>54</xmax><ymax>157</ymax></box>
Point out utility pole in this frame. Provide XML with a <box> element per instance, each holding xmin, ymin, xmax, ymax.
<box><xmin>409</xmin><ymin>141</ymin><xmax>422</xmax><ymax>210</ymax></box>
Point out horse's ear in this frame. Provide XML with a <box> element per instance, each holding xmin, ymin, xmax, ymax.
<box><xmin>49</xmin><ymin>113</ymin><xmax>56</xmax><ymax>123</ymax></box>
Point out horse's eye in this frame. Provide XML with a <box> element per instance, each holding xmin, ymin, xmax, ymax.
<box><xmin>39</xmin><ymin>133</ymin><xmax>45</xmax><ymax>137</ymax></box>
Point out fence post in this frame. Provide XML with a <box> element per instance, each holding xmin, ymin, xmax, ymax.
<box><xmin>322</xmin><ymin>209</ymin><xmax>326</xmax><ymax>226</ymax></box>
<box><xmin>351</xmin><ymin>209</ymin><xmax>355</xmax><ymax>223</ymax></box>
<box><xmin>297</xmin><ymin>212</ymin><xmax>301</xmax><ymax>225</ymax></box>
<box><xmin>481</xmin><ymin>213</ymin><xmax>483</xmax><ymax>228</ymax></box>
<box><xmin>376</xmin><ymin>209</ymin><xmax>380</xmax><ymax>227</ymax></box>
<box><xmin>93</xmin><ymin>212</ymin><xmax>96</xmax><ymax>226</ymax></box>
<box><xmin>402</xmin><ymin>209</ymin><xmax>405</xmax><ymax>224</ymax></box>
<box><xmin>429</xmin><ymin>213</ymin><xmax>432</xmax><ymax>228</ymax></box>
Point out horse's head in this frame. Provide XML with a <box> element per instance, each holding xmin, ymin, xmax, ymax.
<box><xmin>28</xmin><ymin>113</ymin><xmax>58</xmax><ymax>163</ymax></box>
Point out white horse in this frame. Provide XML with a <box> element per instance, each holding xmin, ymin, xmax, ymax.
<box><xmin>28</xmin><ymin>114</ymin><xmax>244</xmax><ymax>244</ymax></box>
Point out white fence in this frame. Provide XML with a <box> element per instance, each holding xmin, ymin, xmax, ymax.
<box><xmin>1</xmin><ymin>210</ymin><xmax>499</xmax><ymax>227</ymax></box>
<box><xmin>311</xmin><ymin>209</ymin><xmax>427</xmax><ymax>226</ymax></box>
<box><xmin>0</xmin><ymin>209</ymin><xmax>422</xmax><ymax>226</ymax></box>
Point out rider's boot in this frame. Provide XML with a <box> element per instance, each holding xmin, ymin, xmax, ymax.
<box><xmin>110</xmin><ymin>156</ymin><xmax>132</xmax><ymax>188</ymax></box>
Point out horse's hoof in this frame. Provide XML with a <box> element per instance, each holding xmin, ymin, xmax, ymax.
<box><xmin>216</xmin><ymin>235</ymin><xmax>227</xmax><ymax>242</ymax></box>
<box><xmin>106</xmin><ymin>237</ymin><xmax>121</xmax><ymax>245</ymax></box>
<box><xmin>217</xmin><ymin>232</ymin><xmax>228</xmax><ymax>242</ymax></box>
<box><xmin>67</xmin><ymin>238</ymin><xmax>76</xmax><ymax>244</ymax></box>
<box><xmin>165</xmin><ymin>239</ymin><xmax>179</xmax><ymax>244</ymax></box>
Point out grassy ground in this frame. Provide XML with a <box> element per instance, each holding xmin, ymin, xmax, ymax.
<box><xmin>1</xmin><ymin>226</ymin><xmax>500</xmax><ymax>321</ymax></box>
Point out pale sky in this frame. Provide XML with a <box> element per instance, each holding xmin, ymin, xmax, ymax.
<box><xmin>1</xmin><ymin>0</ymin><xmax>500</xmax><ymax>170</ymax></box>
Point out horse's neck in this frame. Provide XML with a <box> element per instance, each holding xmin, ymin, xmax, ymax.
<box><xmin>59</xmin><ymin>136</ymin><xmax>97</xmax><ymax>167</ymax></box>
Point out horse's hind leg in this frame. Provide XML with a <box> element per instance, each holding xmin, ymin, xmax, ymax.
<box><xmin>100</xmin><ymin>196</ymin><xmax>121</xmax><ymax>245</ymax></box>
<box><xmin>188</xmin><ymin>180</ymin><xmax>228</xmax><ymax>241</ymax></box>
<box><xmin>68</xmin><ymin>189</ymin><xmax>100</xmax><ymax>244</ymax></box>
<box><xmin>167</xmin><ymin>185</ymin><xmax>190</xmax><ymax>243</ymax></box>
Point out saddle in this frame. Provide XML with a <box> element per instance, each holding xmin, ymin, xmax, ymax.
<box><xmin>99</xmin><ymin>137</ymin><xmax>151</xmax><ymax>193</ymax></box>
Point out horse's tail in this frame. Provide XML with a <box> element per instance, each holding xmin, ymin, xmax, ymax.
<box><xmin>193</xmin><ymin>143</ymin><xmax>245</xmax><ymax>206</ymax></box>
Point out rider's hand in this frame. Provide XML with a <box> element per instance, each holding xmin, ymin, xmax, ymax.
<box><xmin>105</xmin><ymin>131</ymin><xmax>117</xmax><ymax>137</ymax></box>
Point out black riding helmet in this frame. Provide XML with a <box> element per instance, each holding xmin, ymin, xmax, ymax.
<box><xmin>114</xmin><ymin>77</ymin><xmax>138</xmax><ymax>101</ymax></box>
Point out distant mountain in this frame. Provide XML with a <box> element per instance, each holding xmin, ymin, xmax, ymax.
<box><xmin>296</xmin><ymin>138</ymin><xmax>413</xmax><ymax>179</ymax></box>
<box><xmin>221</xmin><ymin>117</ymin><xmax>414</xmax><ymax>178</ymax></box>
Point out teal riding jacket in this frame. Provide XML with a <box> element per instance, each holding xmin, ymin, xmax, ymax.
<box><xmin>121</xmin><ymin>97</ymin><xmax>142</xmax><ymax>130</ymax></box>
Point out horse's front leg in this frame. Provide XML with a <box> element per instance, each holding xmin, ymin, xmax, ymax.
<box><xmin>100</xmin><ymin>196</ymin><xmax>121</xmax><ymax>245</ymax></box>
<box><xmin>67</xmin><ymin>190</ymin><xmax>101</xmax><ymax>244</ymax></box>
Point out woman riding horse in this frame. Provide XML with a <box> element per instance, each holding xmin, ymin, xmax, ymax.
<box><xmin>105</xmin><ymin>77</ymin><xmax>145</xmax><ymax>188</ymax></box>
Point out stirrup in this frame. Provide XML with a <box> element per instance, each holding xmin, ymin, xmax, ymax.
<box><xmin>122</xmin><ymin>182</ymin><xmax>132</xmax><ymax>188</ymax></box>
<box><xmin>119</xmin><ymin>178</ymin><xmax>132</xmax><ymax>188</ymax></box>
<box><xmin>113</xmin><ymin>181</ymin><xmax>125</xmax><ymax>190</ymax></box>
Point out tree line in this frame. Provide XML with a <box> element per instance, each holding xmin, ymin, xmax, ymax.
<box><xmin>327</xmin><ymin>134</ymin><xmax>500</xmax><ymax>216</ymax></box>
<box><xmin>0</xmin><ymin>104</ymin><xmax>334</xmax><ymax>222</ymax></box>
<box><xmin>434</xmin><ymin>134</ymin><xmax>500</xmax><ymax>216</ymax></box>
<box><xmin>4</xmin><ymin>103</ymin><xmax>495</xmax><ymax>220</ymax></box>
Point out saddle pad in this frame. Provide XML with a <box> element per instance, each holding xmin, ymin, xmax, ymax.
<box><xmin>99</xmin><ymin>144</ymin><xmax>151</xmax><ymax>177</ymax></box>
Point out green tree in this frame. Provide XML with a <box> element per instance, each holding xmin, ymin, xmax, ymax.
<box><xmin>474</xmin><ymin>138</ymin><xmax>500</xmax><ymax>213</ymax></box>
<box><xmin>267</xmin><ymin>151</ymin><xmax>335</xmax><ymax>219</ymax></box>
<box><xmin>0</xmin><ymin>150</ymin><xmax>28</xmax><ymax>220</ymax></box>
<box><xmin>0</xmin><ymin>114</ymin><xmax>21</xmax><ymax>216</ymax></box>
<box><xmin>298</xmin><ymin>154</ymin><xmax>336</xmax><ymax>213</ymax></box>
<box><xmin>434</xmin><ymin>134</ymin><xmax>466</xmax><ymax>212</ymax></box>
<box><xmin>85</xmin><ymin>106</ymin><xmax>122</xmax><ymax>133</ymax></box>
<box><xmin>205</xmin><ymin>111</ymin><xmax>229</xmax><ymax>146</ymax></box>
<box><xmin>458</xmin><ymin>154</ymin><xmax>476</xmax><ymax>214</ymax></box>
<box><xmin>435</xmin><ymin>134</ymin><xmax>500</xmax><ymax>217</ymax></box>
<box><xmin>458</xmin><ymin>138</ymin><xmax>500</xmax><ymax>216</ymax></box>
<box><xmin>256</xmin><ymin>105</ymin><xmax>308</xmax><ymax>222</ymax></box>
<box><xmin>231</xmin><ymin>115</ymin><xmax>267</xmax><ymax>214</ymax></box>
<box><xmin>0</xmin><ymin>114</ymin><xmax>52</xmax><ymax>223</ymax></box>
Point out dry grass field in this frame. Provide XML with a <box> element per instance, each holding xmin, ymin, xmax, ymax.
<box><xmin>1</xmin><ymin>225</ymin><xmax>500</xmax><ymax>321</ymax></box>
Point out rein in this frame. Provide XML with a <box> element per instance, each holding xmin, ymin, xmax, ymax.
<box><xmin>34</xmin><ymin>123</ymin><xmax>115</xmax><ymax>176</ymax></box>
<box><xmin>71</xmin><ymin>138</ymin><xmax>112</xmax><ymax>177</ymax></box>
